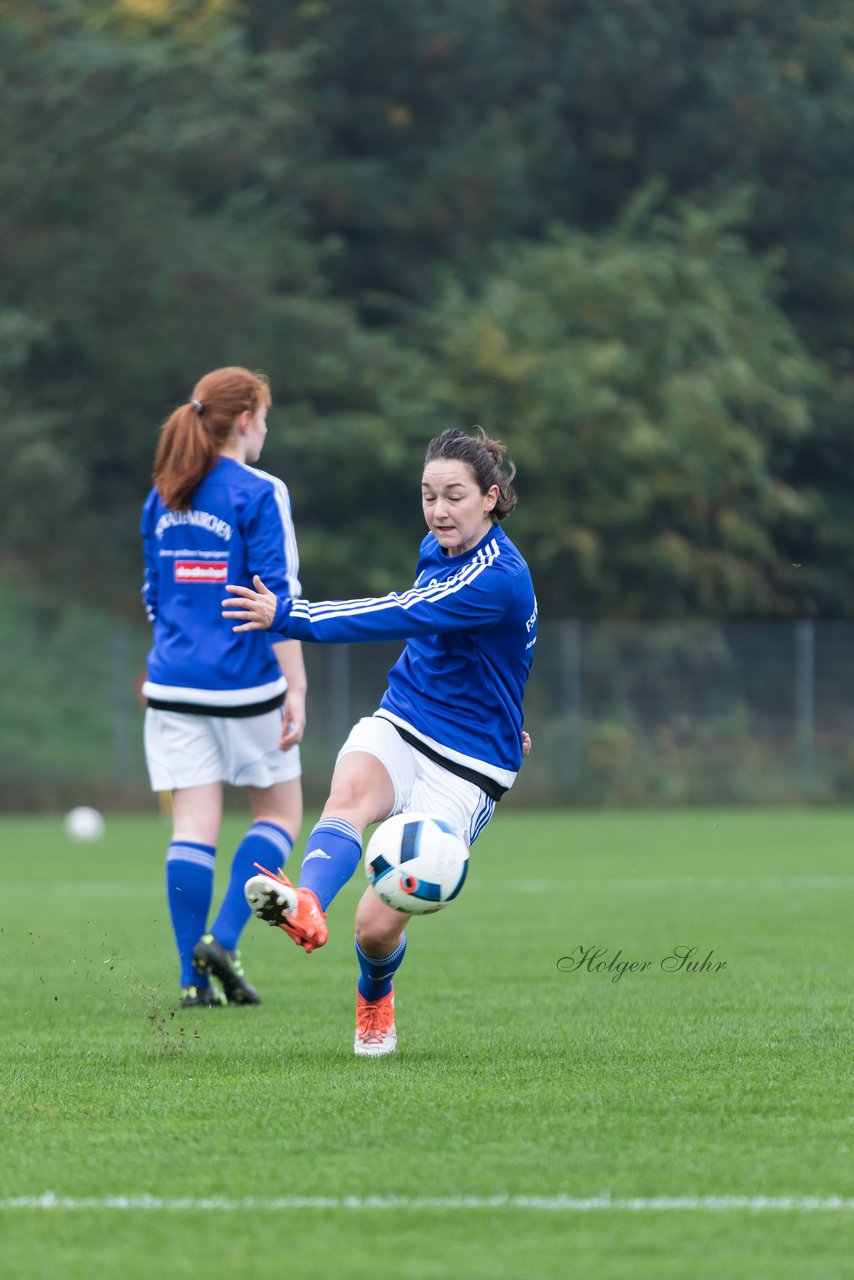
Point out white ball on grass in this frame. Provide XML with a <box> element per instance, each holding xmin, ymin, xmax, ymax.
<box><xmin>63</xmin><ymin>806</ymin><xmax>105</xmax><ymax>843</ymax></box>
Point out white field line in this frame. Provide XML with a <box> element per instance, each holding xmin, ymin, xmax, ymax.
<box><xmin>1</xmin><ymin>1193</ymin><xmax>852</xmax><ymax>1213</ymax></box>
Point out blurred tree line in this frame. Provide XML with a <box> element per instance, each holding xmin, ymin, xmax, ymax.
<box><xmin>2</xmin><ymin>0</ymin><xmax>853</xmax><ymax>620</ymax></box>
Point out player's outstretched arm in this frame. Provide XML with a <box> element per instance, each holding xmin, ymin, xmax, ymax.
<box><xmin>222</xmin><ymin>575</ymin><xmax>280</xmax><ymax>631</ymax></box>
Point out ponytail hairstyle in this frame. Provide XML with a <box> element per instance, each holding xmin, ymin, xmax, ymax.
<box><xmin>153</xmin><ymin>366</ymin><xmax>272</xmax><ymax>510</ymax></box>
<box><xmin>424</xmin><ymin>426</ymin><xmax>518</xmax><ymax>521</ymax></box>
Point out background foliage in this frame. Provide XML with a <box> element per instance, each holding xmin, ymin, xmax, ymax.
<box><xmin>2</xmin><ymin>0</ymin><xmax>854</xmax><ymax>619</ymax></box>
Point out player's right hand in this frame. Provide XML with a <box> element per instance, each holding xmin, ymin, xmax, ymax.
<box><xmin>222</xmin><ymin>574</ymin><xmax>278</xmax><ymax>631</ymax></box>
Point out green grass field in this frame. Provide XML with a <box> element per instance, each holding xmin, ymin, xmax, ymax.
<box><xmin>1</xmin><ymin>808</ymin><xmax>852</xmax><ymax>1279</ymax></box>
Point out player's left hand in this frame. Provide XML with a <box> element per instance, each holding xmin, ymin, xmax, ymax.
<box><xmin>280</xmin><ymin>687</ymin><xmax>306</xmax><ymax>748</ymax></box>
<box><xmin>223</xmin><ymin>575</ymin><xmax>277</xmax><ymax>631</ymax></box>
<box><xmin>521</xmin><ymin>730</ymin><xmax>532</xmax><ymax>757</ymax></box>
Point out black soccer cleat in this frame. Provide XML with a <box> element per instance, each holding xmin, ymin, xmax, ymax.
<box><xmin>180</xmin><ymin>983</ymin><xmax>226</xmax><ymax>1008</ymax></box>
<box><xmin>192</xmin><ymin>934</ymin><xmax>261</xmax><ymax>1005</ymax></box>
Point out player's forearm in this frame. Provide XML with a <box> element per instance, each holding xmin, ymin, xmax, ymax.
<box><xmin>226</xmin><ymin>574</ymin><xmax>504</xmax><ymax>639</ymax></box>
<box><xmin>272</xmin><ymin>638</ymin><xmax>307</xmax><ymax>693</ymax></box>
<box><xmin>273</xmin><ymin>594</ymin><xmax>436</xmax><ymax>644</ymax></box>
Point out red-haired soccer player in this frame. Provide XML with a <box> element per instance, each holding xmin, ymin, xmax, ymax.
<box><xmin>141</xmin><ymin>367</ymin><xmax>305</xmax><ymax>1007</ymax></box>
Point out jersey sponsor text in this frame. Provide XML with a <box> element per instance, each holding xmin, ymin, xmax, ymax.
<box><xmin>174</xmin><ymin>561</ymin><xmax>228</xmax><ymax>583</ymax></box>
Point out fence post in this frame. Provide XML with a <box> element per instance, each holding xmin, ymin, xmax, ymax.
<box><xmin>794</xmin><ymin>619</ymin><xmax>814</xmax><ymax>792</ymax></box>
<box><xmin>559</xmin><ymin>620</ymin><xmax>582</xmax><ymax>790</ymax></box>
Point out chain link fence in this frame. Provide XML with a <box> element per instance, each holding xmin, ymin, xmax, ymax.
<box><xmin>2</xmin><ymin>611</ymin><xmax>851</xmax><ymax>810</ymax></box>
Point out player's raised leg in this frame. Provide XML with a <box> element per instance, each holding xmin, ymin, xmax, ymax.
<box><xmin>244</xmin><ymin>865</ymin><xmax>328</xmax><ymax>953</ymax></box>
<box><xmin>245</xmin><ymin>749</ymin><xmax>394</xmax><ymax>952</ymax></box>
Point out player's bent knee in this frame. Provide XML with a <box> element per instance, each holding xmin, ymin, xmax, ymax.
<box><xmin>324</xmin><ymin>782</ymin><xmax>387</xmax><ymax>825</ymax></box>
<box><xmin>355</xmin><ymin>920</ymin><xmax>404</xmax><ymax>953</ymax></box>
<box><xmin>355</xmin><ymin>889</ymin><xmax>405</xmax><ymax>953</ymax></box>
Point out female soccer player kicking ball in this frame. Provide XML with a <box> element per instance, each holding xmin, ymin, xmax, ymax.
<box><xmin>222</xmin><ymin>427</ymin><xmax>536</xmax><ymax>1054</ymax></box>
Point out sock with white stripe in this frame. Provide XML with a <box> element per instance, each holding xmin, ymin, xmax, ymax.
<box><xmin>166</xmin><ymin>841</ymin><xmax>216</xmax><ymax>987</ymax></box>
<box><xmin>210</xmin><ymin>821</ymin><xmax>294</xmax><ymax>951</ymax></box>
<box><xmin>298</xmin><ymin>818</ymin><xmax>363</xmax><ymax>912</ymax></box>
<box><xmin>356</xmin><ymin>934</ymin><xmax>407</xmax><ymax>1002</ymax></box>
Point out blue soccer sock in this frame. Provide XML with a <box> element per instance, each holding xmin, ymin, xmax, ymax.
<box><xmin>298</xmin><ymin>818</ymin><xmax>363</xmax><ymax>913</ymax></box>
<box><xmin>166</xmin><ymin>841</ymin><xmax>216</xmax><ymax>988</ymax></box>
<box><xmin>356</xmin><ymin>934</ymin><xmax>407</xmax><ymax>1002</ymax></box>
<box><xmin>209</xmin><ymin>821</ymin><xmax>294</xmax><ymax>951</ymax></box>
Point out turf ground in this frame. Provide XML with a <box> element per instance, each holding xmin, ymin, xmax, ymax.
<box><xmin>1</xmin><ymin>808</ymin><xmax>852</xmax><ymax>1279</ymax></box>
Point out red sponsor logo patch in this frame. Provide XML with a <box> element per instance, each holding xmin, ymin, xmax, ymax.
<box><xmin>174</xmin><ymin>560</ymin><xmax>228</xmax><ymax>583</ymax></box>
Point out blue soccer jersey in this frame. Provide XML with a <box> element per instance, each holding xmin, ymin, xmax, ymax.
<box><xmin>142</xmin><ymin>457</ymin><xmax>300</xmax><ymax>711</ymax></box>
<box><xmin>270</xmin><ymin>524</ymin><xmax>537</xmax><ymax>788</ymax></box>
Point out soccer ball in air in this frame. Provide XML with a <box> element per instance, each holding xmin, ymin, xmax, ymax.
<box><xmin>63</xmin><ymin>806</ymin><xmax>105</xmax><ymax>843</ymax></box>
<box><xmin>365</xmin><ymin>812</ymin><xmax>469</xmax><ymax>914</ymax></box>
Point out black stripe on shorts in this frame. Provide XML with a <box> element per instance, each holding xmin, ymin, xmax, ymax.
<box><xmin>381</xmin><ymin>718</ymin><xmax>508</xmax><ymax>803</ymax></box>
<box><xmin>146</xmin><ymin>692</ymin><xmax>285</xmax><ymax>719</ymax></box>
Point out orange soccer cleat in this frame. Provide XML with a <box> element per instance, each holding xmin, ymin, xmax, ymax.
<box><xmin>244</xmin><ymin>864</ymin><xmax>328</xmax><ymax>954</ymax></box>
<box><xmin>354</xmin><ymin>988</ymin><xmax>397</xmax><ymax>1057</ymax></box>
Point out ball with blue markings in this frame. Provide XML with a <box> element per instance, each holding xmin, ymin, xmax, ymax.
<box><xmin>365</xmin><ymin>812</ymin><xmax>469</xmax><ymax>914</ymax></box>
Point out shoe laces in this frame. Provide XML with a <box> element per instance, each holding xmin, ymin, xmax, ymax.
<box><xmin>357</xmin><ymin>997</ymin><xmax>394</xmax><ymax>1043</ymax></box>
<box><xmin>253</xmin><ymin>861</ymin><xmax>291</xmax><ymax>886</ymax></box>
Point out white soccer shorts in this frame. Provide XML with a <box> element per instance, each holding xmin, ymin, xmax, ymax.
<box><xmin>337</xmin><ymin>715</ymin><xmax>495</xmax><ymax>846</ymax></box>
<box><xmin>144</xmin><ymin>706</ymin><xmax>301</xmax><ymax>791</ymax></box>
